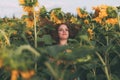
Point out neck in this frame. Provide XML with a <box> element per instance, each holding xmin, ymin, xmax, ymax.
<box><xmin>59</xmin><ymin>39</ymin><xmax>68</xmax><ymax>46</ymax></box>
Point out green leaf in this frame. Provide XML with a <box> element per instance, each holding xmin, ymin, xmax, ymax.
<box><xmin>110</xmin><ymin>56</ymin><xmax>119</xmax><ymax>66</ymax></box>
<box><xmin>80</xmin><ymin>35</ymin><xmax>89</xmax><ymax>41</ymax></box>
<box><xmin>38</xmin><ymin>35</ymin><xmax>55</xmax><ymax>45</ymax></box>
<box><xmin>111</xmin><ymin>74</ymin><xmax>120</xmax><ymax>80</ymax></box>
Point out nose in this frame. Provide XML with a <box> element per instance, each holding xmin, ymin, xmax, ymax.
<box><xmin>63</xmin><ymin>30</ymin><xmax>67</xmax><ymax>33</ymax></box>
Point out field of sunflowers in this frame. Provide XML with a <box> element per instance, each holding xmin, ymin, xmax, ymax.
<box><xmin>0</xmin><ymin>0</ymin><xmax>120</xmax><ymax>80</ymax></box>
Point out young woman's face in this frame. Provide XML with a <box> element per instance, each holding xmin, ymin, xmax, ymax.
<box><xmin>58</xmin><ymin>24</ymin><xmax>69</xmax><ymax>40</ymax></box>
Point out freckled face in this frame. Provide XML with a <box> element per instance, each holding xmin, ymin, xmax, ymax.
<box><xmin>58</xmin><ymin>24</ymin><xmax>69</xmax><ymax>40</ymax></box>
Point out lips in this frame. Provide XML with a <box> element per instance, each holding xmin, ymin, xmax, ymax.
<box><xmin>62</xmin><ymin>33</ymin><xmax>67</xmax><ymax>35</ymax></box>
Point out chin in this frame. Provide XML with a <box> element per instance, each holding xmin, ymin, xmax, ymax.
<box><xmin>61</xmin><ymin>38</ymin><xmax>68</xmax><ymax>40</ymax></box>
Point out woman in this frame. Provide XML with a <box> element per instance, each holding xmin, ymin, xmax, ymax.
<box><xmin>47</xmin><ymin>23</ymin><xmax>70</xmax><ymax>54</ymax></box>
<box><xmin>52</xmin><ymin>23</ymin><xmax>79</xmax><ymax>46</ymax></box>
<box><xmin>46</xmin><ymin>23</ymin><xmax>80</xmax><ymax>80</ymax></box>
<box><xmin>57</xmin><ymin>23</ymin><xmax>69</xmax><ymax>46</ymax></box>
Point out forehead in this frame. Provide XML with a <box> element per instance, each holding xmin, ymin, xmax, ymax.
<box><xmin>58</xmin><ymin>24</ymin><xmax>68</xmax><ymax>29</ymax></box>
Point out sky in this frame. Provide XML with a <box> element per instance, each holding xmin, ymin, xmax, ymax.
<box><xmin>0</xmin><ymin>0</ymin><xmax>120</xmax><ymax>18</ymax></box>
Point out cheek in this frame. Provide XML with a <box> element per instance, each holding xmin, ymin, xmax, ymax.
<box><xmin>65</xmin><ymin>31</ymin><xmax>69</xmax><ymax>36</ymax></box>
<box><xmin>58</xmin><ymin>32</ymin><xmax>62</xmax><ymax>37</ymax></box>
<box><xmin>67</xmin><ymin>32</ymin><xmax>69</xmax><ymax>35</ymax></box>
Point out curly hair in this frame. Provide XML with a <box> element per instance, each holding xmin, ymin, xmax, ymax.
<box><xmin>50</xmin><ymin>23</ymin><xmax>80</xmax><ymax>44</ymax></box>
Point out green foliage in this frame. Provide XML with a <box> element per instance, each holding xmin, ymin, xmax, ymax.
<box><xmin>0</xmin><ymin>5</ymin><xmax>120</xmax><ymax>80</ymax></box>
<box><xmin>107</xmin><ymin>6</ymin><xmax>117</xmax><ymax>18</ymax></box>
